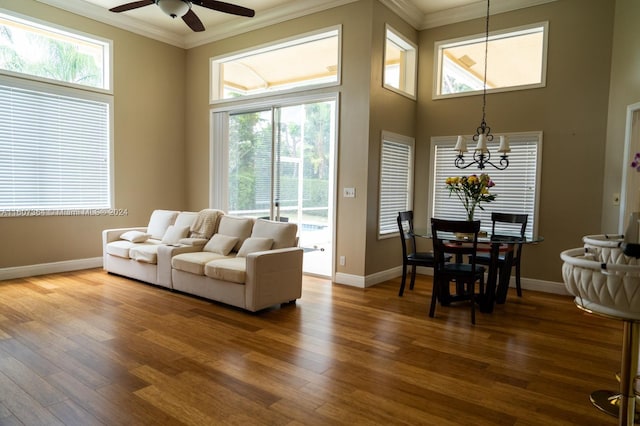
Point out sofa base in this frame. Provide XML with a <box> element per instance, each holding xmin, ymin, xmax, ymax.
<box><xmin>104</xmin><ymin>255</ymin><xmax>168</xmax><ymax>288</ymax></box>
<box><xmin>172</xmin><ymin>269</ymin><xmax>247</xmax><ymax>309</ymax></box>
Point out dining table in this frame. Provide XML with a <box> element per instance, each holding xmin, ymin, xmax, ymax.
<box><xmin>413</xmin><ymin>230</ymin><xmax>544</xmax><ymax>313</ymax></box>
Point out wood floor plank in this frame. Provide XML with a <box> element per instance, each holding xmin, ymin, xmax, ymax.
<box><xmin>0</xmin><ymin>269</ymin><xmax>624</xmax><ymax>425</ymax></box>
<box><xmin>0</xmin><ymin>370</ymin><xmax>65</xmax><ymax>426</ymax></box>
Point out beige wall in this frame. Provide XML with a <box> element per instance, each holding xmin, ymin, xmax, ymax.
<box><xmin>603</xmin><ymin>0</ymin><xmax>640</xmax><ymax>232</ymax></box>
<box><xmin>0</xmin><ymin>0</ymin><xmax>626</xmax><ymax>286</ymax></box>
<box><xmin>0</xmin><ymin>0</ymin><xmax>186</xmax><ymax>268</ymax></box>
<box><xmin>365</xmin><ymin>2</ymin><xmax>419</xmax><ymax>275</ymax></box>
<box><xmin>415</xmin><ymin>0</ymin><xmax>614</xmax><ymax>282</ymax></box>
<box><xmin>184</xmin><ymin>1</ymin><xmax>375</xmax><ymax>277</ymax></box>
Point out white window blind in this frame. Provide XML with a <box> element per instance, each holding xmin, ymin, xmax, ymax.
<box><xmin>379</xmin><ymin>131</ymin><xmax>414</xmax><ymax>238</ymax></box>
<box><xmin>0</xmin><ymin>79</ymin><xmax>111</xmax><ymax>213</ymax></box>
<box><xmin>429</xmin><ymin>132</ymin><xmax>542</xmax><ymax>238</ymax></box>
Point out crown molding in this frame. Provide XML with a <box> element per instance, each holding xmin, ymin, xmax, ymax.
<box><xmin>33</xmin><ymin>0</ymin><xmax>186</xmax><ymax>47</ymax></box>
<box><xmin>32</xmin><ymin>0</ymin><xmax>558</xmax><ymax>48</ymax></box>
<box><xmin>420</xmin><ymin>0</ymin><xmax>558</xmax><ymax>30</ymax></box>
<box><xmin>184</xmin><ymin>0</ymin><xmax>358</xmax><ymax>48</ymax></box>
<box><xmin>33</xmin><ymin>0</ymin><xmax>358</xmax><ymax>49</ymax></box>
<box><xmin>378</xmin><ymin>0</ymin><xmax>423</xmax><ymax>29</ymax></box>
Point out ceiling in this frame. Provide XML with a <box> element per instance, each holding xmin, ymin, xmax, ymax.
<box><xmin>34</xmin><ymin>0</ymin><xmax>556</xmax><ymax>48</ymax></box>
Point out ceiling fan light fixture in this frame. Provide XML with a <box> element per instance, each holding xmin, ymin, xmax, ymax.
<box><xmin>156</xmin><ymin>0</ymin><xmax>190</xmax><ymax>18</ymax></box>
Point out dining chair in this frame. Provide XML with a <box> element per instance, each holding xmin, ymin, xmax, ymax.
<box><xmin>397</xmin><ymin>211</ymin><xmax>436</xmax><ymax>297</ymax></box>
<box><xmin>476</xmin><ymin>212</ymin><xmax>528</xmax><ymax>297</ymax></box>
<box><xmin>430</xmin><ymin>218</ymin><xmax>486</xmax><ymax>324</ymax></box>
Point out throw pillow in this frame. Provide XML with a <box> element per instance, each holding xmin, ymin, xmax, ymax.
<box><xmin>236</xmin><ymin>237</ymin><xmax>273</xmax><ymax>257</ymax></box>
<box><xmin>204</xmin><ymin>234</ymin><xmax>239</xmax><ymax>255</ymax></box>
<box><xmin>161</xmin><ymin>225</ymin><xmax>191</xmax><ymax>244</ymax></box>
<box><xmin>120</xmin><ymin>230</ymin><xmax>150</xmax><ymax>243</ymax></box>
<box><xmin>147</xmin><ymin>210</ymin><xmax>179</xmax><ymax>239</ymax></box>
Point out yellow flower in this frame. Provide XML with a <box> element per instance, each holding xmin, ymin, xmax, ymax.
<box><xmin>445</xmin><ymin>173</ymin><xmax>497</xmax><ymax>220</ymax></box>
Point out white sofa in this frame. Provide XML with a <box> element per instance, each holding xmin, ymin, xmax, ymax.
<box><xmin>171</xmin><ymin>216</ymin><xmax>303</xmax><ymax>312</ymax></box>
<box><xmin>102</xmin><ymin>209</ymin><xmax>223</xmax><ymax>288</ymax></box>
<box><xmin>103</xmin><ymin>210</ymin><xmax>304</xmax><ymax>312</ymax></box>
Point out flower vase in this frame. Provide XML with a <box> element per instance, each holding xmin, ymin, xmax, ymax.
<box><xmin>466</xmin><ymin>202</ymin><xmax>477</xmax><ymax>222</ymax></box>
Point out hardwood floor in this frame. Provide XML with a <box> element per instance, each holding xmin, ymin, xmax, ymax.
<box><xmin>0</xmin><ymin>269</ymin><xmax>623</xmax><ymax>425</ymax></box>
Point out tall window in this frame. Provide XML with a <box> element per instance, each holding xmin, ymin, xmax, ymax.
<box><xmin>384</xmin><ymin>25</ymin><xmax>417</xmax><ymax>99</ymax></box>
<box><xmin>210</xmin><ymin>26</ymin><xmax>341</xmax><ymax>102</ymax></box>
<box><xmin>0</xmin><ymin>12</ymin><xmax>112</xmax><ymax>215</ymax></box>
<box><xmin>428</xmin><ymin>132</ymin><xmax>542</xmax><ymax>238</ymax></box>
<box><xmin>434</xmin><ymin>22</ymin><xmax>547</xmax><ymax>99</ymax></box>
<box><xmin>379</xmin><ymin>131</ymin><xmax>414</xmax><ymax>238</ymax></box>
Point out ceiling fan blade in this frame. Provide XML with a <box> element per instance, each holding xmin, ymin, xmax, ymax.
<box><xmin>182</xmin><ymin>9</ymin><xmax>205</xmax><ymax>32</ymax></box>
<box><xmin>109</xmin><ymin>0</ymin><xmax>155</xmax><ymax>13</ymax></box>
<box><xmin>193</xmin><ymin>0</ymin><xmax>255</xmax><ymax>18</ymax></box>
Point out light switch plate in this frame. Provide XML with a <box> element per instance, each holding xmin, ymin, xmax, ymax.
<box><xmin>343</xmin><ymin>187</ymin><xmax>355</xmax><ymax>198</ymax></box>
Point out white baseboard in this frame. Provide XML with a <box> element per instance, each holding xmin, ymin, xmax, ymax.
<box><xmin>1</xmin><ymin>260</ymin><xmax>568</xmax><ymax>297</ymax></box>
<box><xmin>335</xmin><ymin>266</ymin><xmax>567</xmax><ymax>295</ymax></box>
<box><xmin>0</xmin><ymin>257</ymin><xmax>103</xmax><ymax>281</ymax></box>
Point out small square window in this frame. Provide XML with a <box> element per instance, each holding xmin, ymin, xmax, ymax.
<box><xmin>384</xmin><ymin>25</ymin><xmax>417</xmax><ymax>100</ymax></box>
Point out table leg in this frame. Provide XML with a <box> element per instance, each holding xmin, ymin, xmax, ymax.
<box><xmin>496</xmin><ymin>249</ymin><xmax>515</xmax><ymax>304</ymax></box>
<box><xmin>479</xmin><ymin>242</ymin><xmax>500</xmax><ymax>313</ymax></box>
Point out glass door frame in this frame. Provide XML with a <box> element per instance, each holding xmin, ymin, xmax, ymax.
<box><xmin>210</xmin><ymin>92</ymin><xmax>339</xmax><ymax>279</ymax></box>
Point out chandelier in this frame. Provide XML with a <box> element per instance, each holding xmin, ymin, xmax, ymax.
<box><xmin>454</xmin><ymin>0</ymin><xmax>510</xmax><ymax>170</ymax></box>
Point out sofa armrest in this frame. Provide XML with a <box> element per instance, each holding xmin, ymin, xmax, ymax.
<box><xmin>102</xmin><ymin>227</ymin><xmax>148</xmax><ymax>269</ymax></box>
<box><xmin>244</xmin><ymin>247</ymin><xmax>303</xmax><ymax>312</ymax></box>
<box><xmin>157</xmin><ymin>244</ymin><xmax>206</xmax><ymax>288</ymax></box>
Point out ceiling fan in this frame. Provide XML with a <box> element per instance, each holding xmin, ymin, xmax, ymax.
<box><xmin>109</xmin><ymin>0</ymin><xmax>255</xmax><ymax>32</ymax></box>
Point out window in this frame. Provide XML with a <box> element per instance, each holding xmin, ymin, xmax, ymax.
<box><xmin>384</xmin><ymin>25</ymin><xmax>417</xmax><ymax>99</ymax></box>
<box><xmin>428</xmin><ymin>132</ymin><xmax>542</xmax><ymax>238</ymax></box>
<box><xmin>0</xmin><ymin>11</ymin><xmax>111</xmax><ymax>91</ymax></box>
<box><xmin>211</xmin><ymin>27</ymin><xmax>341</xmax><ymax>102</ymax></box>
<box><xmin>0</xmin><ymin>13</ymin><xmax>112</xmax><ymax>216</ymax></box>
<box><xmin>434</xmin><ymin>22</ymin><xmax>547</xmax><ymax>99</ymax></box>
<box><xmin>379</xmin><ymin>131</ymin><xmax>414</xmax><ymax>238</ymax></box>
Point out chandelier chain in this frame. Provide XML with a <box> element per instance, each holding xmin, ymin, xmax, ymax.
<box><xmin>481</xmin><ymin>0</ymin><xmax>490</xmax><ymax>129</ymax></box>
<box><xmin>455</xmin><ymin>0</ymin><xmax>509</xmax><ymax>171</ymax></box>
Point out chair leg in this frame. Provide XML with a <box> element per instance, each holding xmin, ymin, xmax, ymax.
<box><xmin>409</xmin><ymin>265</ymin><xmax>417</xmax><ymax>290</ymax></box>
<box><xmin>399</xmin><ymin>264</ymin><xmax>407</xmax><ymax>296</ymax></box>
<box><xmin>515</xmin><ymin>260</ymin><xmax>522</xmax><ymax>297</ymax></box>
<box><xmin>470</xmin><ymin>280</ymin><xmax>476</xmax><ymax>325</ymax></box>
<box><xmin>429</xmin><ymin>276</ymin><xmax>439</xmax><ymax>318</ymax></box>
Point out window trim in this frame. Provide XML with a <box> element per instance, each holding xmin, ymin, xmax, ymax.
<box><xmin>378</xmin><ymin>130</ymin><xmax>415</xmax><ymax>239</ymax></box>
<box><xmin>209</xmin><ymin>25</ymin><xmax>342</xmax><ymax>105</ymax></box>
<box><xmin>433</xmin><ymin>21</ymin><xmax>548</xmax><ymax>100</ymax></box>
<box><xmin>383</xmin><ymin>24</ymin><xmax>417</xmax><ymax>100</ymax></box>
<box><xmin>427</xmin><ymin>131</ymin><xmax>542</xmax><ymax>238</ymax></box>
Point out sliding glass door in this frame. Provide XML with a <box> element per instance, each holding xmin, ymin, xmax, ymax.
<box><xmin>213</xmin><ymin>96</ymin><xmax>337</xmax><ymax>277</ymax></box>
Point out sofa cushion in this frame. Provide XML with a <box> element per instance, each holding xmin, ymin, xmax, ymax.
<box><xmin>251</xmin><ymin>219</ymin><xmax>298</xmax><ymax>249</ymax></box>
<box><xmin>106</xmin><ymin>240</ymin><xmax>136</xmax><ymax>259</ymax></box>
<box><xmin>161</xmin><ymin>225</ymin><xmax>190</xmax><ymax>244</ymax></box>
<box><xmin>217</xmin><ymin>216</ymin><xmax>254</xmax><ymax>251</ymax></box>
<box><xmin>236</xmin><ymin>237</ymin><xmax>273</xmax><ymax>257</ymax></box>
<box><xmin>120</xmin><ymin>230</ymin><xmax>150</xmax><ymax>243</ymax></box>
<box><xmin>129</xmin><ymin>245</ymin><xmax>160</xmax><ymax>264</ymax></box>
<box><xmin>204</xmin><ymin>234</ymin><xmax>239</xmax><ymax>255</ymax></box>
<box><xmin>178</xmin><ymin>237</ymin><xmax>209</xmax><ymax>247</ymax></box>
<box><xmin>174</xmin><ymin>211</ymin><xmax>198</xmax><ymax>229</ymax></box>
<box><xmin>171</xmin><ymin>252</ymin><xmax>230</xmax><ymax>276</ymax></box>
<box><xmin>204</xmin><ymin>258</ymin><xmax>247</xmax><ymax>284</ymax></box>
<box><xmin>147</xmin><ymin>210</ymin><xmax>179</xmax><ymax>239</ymax></box>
